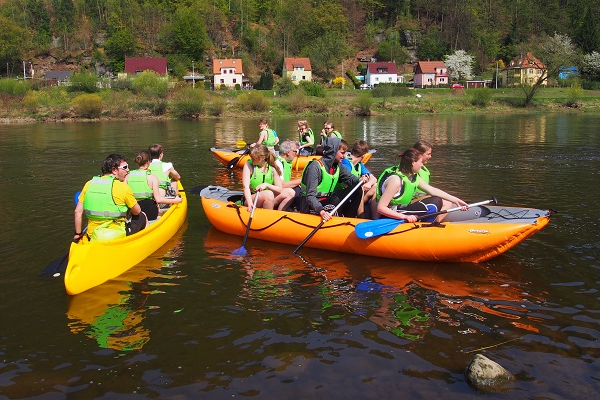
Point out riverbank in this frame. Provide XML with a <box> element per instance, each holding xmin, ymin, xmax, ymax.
<box><xmin>2</xmin><ymin>86</ymin><xmax>599</xmax><ymax>124</ymax></box>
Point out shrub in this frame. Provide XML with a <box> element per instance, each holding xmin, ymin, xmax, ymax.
<box><xmin>131</xmin><ymin>71</ymin><xmax>167</xmax><ymax>98</ymax></box>
<box><xmin>470</xmin><ymin>87</ymin><xmax>493</xmax><ymax>107</ymax></box>
<box><xmin>112</xmin><ymin>78</ymin><xmax>134</xmax><ymax>91</ymax></box>
<box><xmin>171</xmin><ymin>87</ymin><xmax>205</xmax><ymax>119</ymax></box>
<box><xmin>372</xmin><ymin>82</ymin><xmax>412</xmax><ymax>97</ymax></box>
<box><xmin>346</xmin><ymin>70</ymin><xmax>361</xmax><ymax>89</ymax></box>
<box><xmin>275</xmin><ymin>76</ymin><xmax>296</xmax><ymax>96</ymax></box>
<box><xmin>206</xmin><ymin>94</ymin><xmax>226</xmax><ymax>116</ymax></box>
<box><xmin>354</xmin><ymin>91</ymin><xmax>373</xmax><ymax>115</ymax></box>
<box><xmin>299</xmin><ymin>81</ymin><xmax>326</xmax><ymax>97</ymax></box>
<box><xmin>0</xmin><ymin>79</ymin><xmax>30</xmax><ymax>95</ymax></box>
<box><xmin>23</xmin><ymin>91</ymin><xmax>44</xmax><ymax>113</ymax></box>
<box><xmin>103</xmin><ymin>91</ymin><xmax>135</xmax><ymax>118</ymax></box>
<box><xmin>235</xmin><ymin>83</ymin><xmax>241</xmax><ymax>90</ymax></box>
<box><xmin>565</xmin><ymin>83</ymin><xmax>583</xmax><ymax>107</ymax></box>
<box><xmin>332</xmin><ymin>77</ymin><xmax>346</xmax><ymax>88</ymax></box>
<box><xmin>68</xmin><ymin>72</ymin><xmax>98</xmax><ymax>93</ymax></box>
<box><xmin>237</xmin><ymin>91</ymin><xmax>270</xmax><ymax>112</ymax></box>
<box><xmin>72</xmin><ymin>93</ymin><xmax>103</xmax><ymax>118</ymax></box>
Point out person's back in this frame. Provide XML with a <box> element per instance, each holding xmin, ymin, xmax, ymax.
<box><xmin>148</xmin><ymin>143</ymin><xmax>180</xmax><ymax>196</ymax></box>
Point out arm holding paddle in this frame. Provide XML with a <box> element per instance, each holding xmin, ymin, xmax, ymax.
<box><xmin>376</xmin><ymin>175</ymin><xmax>418</xmax><ymax>222</ymax></box>
<box><xmin>417</xmin><ymin>180</ymin><xmax>469</xmax><ymax>211</ymax></box>
<box><xmin>74</xmin><ymin>199</ymin><xmax>85</xmax><ymax>240</ymax></box>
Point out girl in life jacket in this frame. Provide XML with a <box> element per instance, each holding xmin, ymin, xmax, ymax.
<box><xmin>376</xmin><ymin>148</ymin><xmax>468</xmax><ymax>223</ymax></box>
<box><xmin>242</xmin><ymin>145</ymin><xmax>283</xmax><ymax>212</ymax></box>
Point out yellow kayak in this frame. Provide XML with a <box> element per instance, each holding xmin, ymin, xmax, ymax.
<box><xmin>64</xmin><ymin>182</ymin><xmax>187</xmax><ymax>295</ymax></box>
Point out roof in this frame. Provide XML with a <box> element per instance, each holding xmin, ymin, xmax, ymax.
<box><xmin>44</xmin><ymin>71</ymin><xmax>73</xmax><ymax>80</ymax></box>
<box><xmin>414</xmin><ymin>61</ymin><xmax>446</xmax><ymax>74</ymax></box>
<box><xmin>213</xmin><ymin>59</ymin><xmax>243</xmax><ymax>74</ymax></box>
<box><xmin>124</xmin><ymin>58</ymin><xmax>168</xmax><ymax>75</ymax></box>
<box><xmin>506</xmin><ymin>52</ymin><xmax>546</xmax><ymax>70</ymax></box>
<box><xmin>284</xmin><ymin>57</ymin><xmax>312</xmax><ymax>71</ymax></box>
<box><xmin>367</xmin><ymin>62</ymin><xmax>398</xmax><ymax>74</ymax></box>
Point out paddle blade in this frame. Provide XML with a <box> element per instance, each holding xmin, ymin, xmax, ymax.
<box><xmin>39</xmin><ymin>253</ymin><xmax>69</xmax><ymax>277</ymax></box>
<box><xmin>231</xmin><ymin>246</ymin><xmax>248</xmax><ymax>257</ymax></box>
<box><xmin>355</xmin><ymin>218</ymin><xmax>404</xmax><ymax>239</ymax></box>
<box><xmin>236</xmin><ymin>140</ymin><xmax>247</xmax><ymax>149</ymax></box>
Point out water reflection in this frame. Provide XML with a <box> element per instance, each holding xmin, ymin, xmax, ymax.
<box><xmin>66</xmin><ymin>228</ymin><xmax>185</xmax><ymax>351</ymax></box>
<box><xmin>203</xmin><ymin>229</ymin><xmax>543</xmax><ymax>341</ymax></box>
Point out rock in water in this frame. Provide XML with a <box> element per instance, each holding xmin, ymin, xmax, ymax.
<box><xmin>465</xmin><ymin>354</ymin><xmax>515</xmax><ymax>392</ymax></box>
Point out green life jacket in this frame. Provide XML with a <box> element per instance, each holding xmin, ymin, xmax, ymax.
<box><xmin>83</xmin><ymin>176</ymin><xmax>129</xmax><ymax>221</ymax></box>
<box><xmin>148</xmin><ymin>160</ymin><xmax>170</xmax><ymax>189</ymax></box>
<box><xmin>276</xmin><ymin>156</ymin><xmax>292</xmax><ymax>181</ymax></box>
<box><xmin>414</xmin><ymin>165</ymin><xmax>430</xmax><ymax>196</ymax></box>
<box><xmin>262</xmin><ymin>128</ymin><xmax>278</xmax><ymax>147</ymax></box>
<box><xmin>248</xmin><ymin>160</ymin><xmax>275</xmax><ymax>193</ymax></box>
<box><xmin>128</xmin><ymin>169</ymin><xmax>153</xmax><ymax>200</ymax></box>
<box><xmin>301</xmin><ymin>160</ymin><xmax>340</xmax><ymax>198</ymax></box>
<box><xmin>335</xmin><ymin>155</ymin><xmax>360</xmax><ymax>190</ymax></box>
<box><xmin>330</xmin><ymin>130</ymin><xmax>342</xmax><ymax>139</ymax></box>
<box><xmin>376</xmin><ymin>166</ymin><xmax>420</xmax><ymax>206</ymax></box>
<box><xmin>299</xmin><ymin>128</ymin><xmax>315</xmax><ymax>147</ymax></box>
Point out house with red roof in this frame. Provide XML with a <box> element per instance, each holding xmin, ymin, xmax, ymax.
<box><xmin>124</xmin><ymin>58</ymin><xmax>168</xmax><ymax>76</ymax></box>
<box><xmin>283</xmin><ymin>57</ymin><xmax>312</xmax><ymax>84</ymax></box>
<box><xmin>413</xmin><ymin>61</ymin><xmax>448</xmax><ymax>88</ymax></box>
<box><xmin>499</xmin><ymin>52</ymin><xmax>547</xmax><ymax>87</ymax></box>
<box><xmin>213</xmin><ymin>58</ymin><xmax>244</xmax><ymax>89</ymax></box>
<box><xmin>365</xmin><ymin>62</ymin><xmax>401</xmax><ymax>87</ymax></box>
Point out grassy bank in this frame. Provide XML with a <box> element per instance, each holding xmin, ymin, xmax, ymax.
<box><xmin>2</xmin><ymin>78</ymin><xmax>600</xmax><ymax>124</ymax></box>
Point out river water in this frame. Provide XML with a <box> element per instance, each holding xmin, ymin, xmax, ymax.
<box><xmin>0</xmin><ymin>114</ymin><xmax>599</xmax><ymax>399</ymax></box>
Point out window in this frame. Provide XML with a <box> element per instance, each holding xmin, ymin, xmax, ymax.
<box><xmin>302</xmin><ymin>76</ymin><xmax>306</xmax><ymax>80</ymax></box>
<box><xmin>220</xmin><ymin>79</ymin><xmax>224</xmax><ymax>83</ymax></box>
<box><xmin>292</xmin><ymin>76</ymin><xmax>296</xmax><ymax>80</ymax></box>
<box><xmin>233</xmin><ymin>79</ymin><xmax>237</xmax><ymax>83</ymax></box>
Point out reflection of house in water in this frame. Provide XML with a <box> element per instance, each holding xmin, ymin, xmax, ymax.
<box><xmin>213</xmin><ymin>119</ymin><xmax>254</xmax><ymax>149</ymax></box>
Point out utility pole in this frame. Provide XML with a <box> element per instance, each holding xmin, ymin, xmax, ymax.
<box><xmin>341</xmin><ymin>61</ymin><xmax>344</xmax><ymax>89</ymax></box>
<box><xmin>192</xmin><ymin>61</ymin><xmax>195</xmax><ymax>89</ymax></box>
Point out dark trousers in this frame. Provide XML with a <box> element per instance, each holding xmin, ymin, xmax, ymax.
<box><xmin>295</xmin><ymin>185</ymin><xmax>363</xmax><ymax>218</ymax></box>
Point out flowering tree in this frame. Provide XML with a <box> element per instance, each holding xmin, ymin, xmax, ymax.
<box><xmin>582</xmin><ymin>51</ymin><xmax>600</xmax><ymax>76</ymax></box>
<box><xmin>444</xmin><ymin>50</ymin><xmax>474</xmax><ymax>81</ymax></box>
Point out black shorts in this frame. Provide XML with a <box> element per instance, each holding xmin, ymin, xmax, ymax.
<box><xmin>126</xmin><ymin>212</ymin><xmax>148</xmax><ymax>236</ymax></box>
<box><xmin>399</xmin><ymin>196</ymin><xmax>443</xmax><ymax>221</ymax></box>
<box><xmin>138</xmin><ymin>198</ymin><xmax>159</xmax><ymax>221</ymax></box>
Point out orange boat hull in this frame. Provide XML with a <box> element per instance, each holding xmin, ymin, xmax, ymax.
<box><xmin>199</xmin><ymin>186</ymin><xmax>552</xmax><ymax>263</ymax></box>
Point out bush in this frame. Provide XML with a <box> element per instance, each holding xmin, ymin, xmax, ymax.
<box><xmin>68</xmin><ymin>72</ymin><xmax>98</xmax><ymax>93</ymax></box>
<box><xmin>0</xmin><ymin>79</ymin><xmax>30</xmax><ymax>95</ymax></box>
<box><xmin>112</xmin><ymin>79</ymin><xmax>134</xmax><ymax>91</ymax></box>
<box><xmin>131</xmin><ymin>71</ymin><xmax>167</xmax><ymax>98</ymax></box>
<box><xmin>237</xmin><ymin>91</ymin><xmax>270</xmax><ymax>112</ymax></box>
<box><xmin>299</xmin><ymin>81</ymin><xmax>326</xmax><ymax>97</ymax></box>
<box><xmin>470</xmin><ymin>87</ymin><xmax>493</xmax><ymax>107</ymax></box>
<box><xmin>565</xmin><ymin>83</ymin><xmax>583</xmax><ymax>107</ymax></box>
<box><xmin>72</xmin><ymin>93</ymin><xmax>103</xmax><ymax>118</ymax></box>
<box><xmin>235</xmin><ymin>83</ymin><xmax>241</xmax><ymax>90</ymax></box>
<box><xmin>23</xmin><ymin>91</ymin><xmax>45</xmax><ymax>113</ymax></box>
<box><xmin>103</xmin><ymin>91</ymin><xmax>135</xmax><ymax>118</ymax></box>
<box><xmin>171</xmin><ymin>87</ymin><xmax>205</xmax><ymax>119</ymax></box>
<box><xmin>346</xmin><ymin>70</ymin><xmax>361</xmax><ymax>89</ymax></box>
<box><xmin>372</xmin><ymin>83</ymin><xmax>412</xmax><ymax>97</ymax></box>
<box><xmin>280</xmin><ymin>91</ymin><xmax>329</xmax><ymax>113</ymax></box>
<box><xmin>354</xmin><ymin>91</ymin><xmax>373</xmax><ymax>115</ymax></box>
<box><xmin>206</xmin><ymin>94</ymin><xmax>226</xmax><ymax>116</ymax></box>
<box><xmin>275</xmin><ymin>77</ymin><xmax>296</xmax><ymax>96</ymax></box>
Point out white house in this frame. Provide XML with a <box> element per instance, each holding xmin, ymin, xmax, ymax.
<box><xmin>365</xmin><ymin>62</ymin><xmax>401</xmax><ymax>87</ymax></box>
<box><xmin>213</xmin><ymin>59</ymin><xmax>243</xmax><ymax>89</ymax></box>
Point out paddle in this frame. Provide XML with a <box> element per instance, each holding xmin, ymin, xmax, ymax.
<box><xmin>236</xmin><ymin>140</ymin><xmax>247</xmax><ymax>149</ymax></box>
<box><xmin>293</xmin><ymin>180</ymin><xmax>364</xmax><ymax>254</ymax></box>
<box><xmin>232</xmin><ymin>192</ymin><xmax>260</xmax><ymax>257</ymax></box>
<box><xmin>355</xmin><ymin>197</ymin><xmax>498</xmax><ymax>239</ymax></box>
<box><xmin>40</xmin><ymin>191</ymin><xmax>85</xmax><ymax>277</ymax></box>
<box><xmin>227</xmin><ymin>147</ymin><xmax>250</xmax><ymax>169</ymax></box>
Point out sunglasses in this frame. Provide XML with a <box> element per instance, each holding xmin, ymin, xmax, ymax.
<box><xmin>118</xmin><ymin>164</ymin><xmax>129</xmax><ymax>170</ymax></box>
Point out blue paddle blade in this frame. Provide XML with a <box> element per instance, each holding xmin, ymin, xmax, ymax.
<box><xmin>355</xmin><ymin>218</ymin><xmax>405</xmax><ymax>239</ymax></box>
<box><xmin>231</xmin><ymin>246</ymin><xmax>248</xmax><ymax>257</ymax></box>
<box><xmin>74</xmin><ymin>191</ymin><xmax>81</xmax><ymax>204</ymax></box>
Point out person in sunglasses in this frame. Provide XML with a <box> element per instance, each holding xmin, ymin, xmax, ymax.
<box><xmin>74</xmin><ymin>154</ymin><xmax>147</xmax><ymax>242</ymax></box>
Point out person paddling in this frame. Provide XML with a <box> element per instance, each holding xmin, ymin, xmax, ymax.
<box><xmin>126</xmin><ymin>150</ymin><xmax>183</xmax><ymax>220</ymax></box>
<box><xmin>250</xmin><ymin>119</ymin><xmax>279</xmax><ymax>152</ymax></box>
<box><xmin>74</xmin><ymin>154</ymin><xmax>147</xmax><ymax>241</ymax></box>
<box><xmin>375</xmin><ymin>148</ymin><xmax>468</xmax><ymax>223</ymax></box>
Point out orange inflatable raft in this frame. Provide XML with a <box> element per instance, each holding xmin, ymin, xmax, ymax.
<box><xmin>199</xmin><ymin>185</ymin><xmax>553</xmax><ymax>263</ymax></box>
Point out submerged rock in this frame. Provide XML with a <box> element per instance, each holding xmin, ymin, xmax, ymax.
<box><xmin>465</xmin><ymin>354</ymin><xmax>515</xmax><ymax>392</ymax></box>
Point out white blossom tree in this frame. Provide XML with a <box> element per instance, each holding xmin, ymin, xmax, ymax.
<box><xmin>582</xmin><ymin>51</ymin><xmax>600</xmax><ymax>75</ymax></box>
<box><xmin>444</xmin><ymin>50</ymin><xmax>474</xmax><ymax>81</ymax></box>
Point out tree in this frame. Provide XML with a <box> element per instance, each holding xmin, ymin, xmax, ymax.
<box><xmin>416</xmin><ymin>30</ymin><xmax>446</xmax><ymax>61</ymax></box>
<box><xmin>521</xmin><ymin>33</ymin><xmax>579</xmax><ymax>106</ymax></box>
<box><xmin>582</xmin><ymin>51</ymin><xmax>600</xmax><ymax>77</ymax></box>
<box><xmin>308</xmin><ymin>31</ymin><xmax>352</xmax><ymax>79</ymax></box>
<box><xmin>164</xmin><ymin>7</ymin><xmax>210</xmax><ymax>61</ymax></box>
<box><xmin>255</xmin><ymin>67</ymin><xmax>274</xmax><ymax>90</ymax></box>
<box><xmin>444</xmin><ymin>50</ymin><xmax>474</xmax><ymax>81</ymax></box>
<box><xmin>105</xmin><ymin>28</ymin><xmax>136</xmax><ymax>72</ymax></box>
<box><xmin>0</xmin><ymin>16</ymin><xmax>29</xmax><ymax>67</ymax></box>
<box><xmin>575</xmin><ymin>5</ymin><xmax>600</xmax><ymax>54</ymax></box>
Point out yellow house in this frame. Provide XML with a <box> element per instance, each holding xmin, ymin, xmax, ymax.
<box><xmin>283</xmin><ymin>57</ymin><xmax>312</xmax><ymax>84</ymax></box>
<box><xmin>500</xmin><ymin>52</ymin><xmax>547</xmax><ymax>87</ymax></box>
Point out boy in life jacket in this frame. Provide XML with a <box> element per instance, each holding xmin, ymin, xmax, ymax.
<box><xmin>74</xmin><ymin>154</ymin><xmax>147</xmax><ymax>241</ymax></box>
<box><xmin>295</xmin><ymin>138</ymin><xmax>369</xmax><ymax>221</ymax></box>
<box><xmin>148</xmin><ymin>143</ymin><xmax>181</xmax><ymax>198</ymax></box>
<box><xmin>340</xmin><ymin>140</ymin><xmax>377</xmax><ymax>218</ymax></box>
<box><xmin>251</xmin><ymin>118</ymin><xmax>279</xmax><ymax>152</ymax></box>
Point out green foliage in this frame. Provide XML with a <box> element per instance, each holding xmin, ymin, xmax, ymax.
<box><xmin>206</xmin><ymin>94</ymin><xmax>226</xmax><ymax>116</ymax></box>
<box><xmin>68</xmin><ymin>72</ymin><xmax>98</xmax><ymax>93</ymax></box>
<box><xmin>377</xmin><ymin>39</ymin><xmax>409</xmax><ymax>65</ymax></box>
<box><xmin>354</xmin><ymin>92</ymin><xmax>373</xmax><ymax>116</ymax></box>
<box><xmin>131</xmin><ymin>71</ymin><xmax>167</xmax><ymax>98</ymax></box>
<box><xmin>299</xmin><ymin>81</ymin><xmax>325</xmax><ymax>97</ymax></box>
<box><xmin>0</xmin><ymin>16</ymin><xmax>29</xmax><ymax>65</ymax></box>
<box><xmin>164</xmin><ymin>7</ymin><xmax>210</xmax><ymax>61</ymax></box>
<box><xmin>470</xmin><ymin>88</ymin><xmax>493</xmax><ymax>107</ymax></box>
<box><xmin>566</xmin><ymin>82</ymin><xmax>584</xmax><ymax>106</ymax></box>
<box><xmin>275</xmin><ymin>77</ymin><xmax>297</xmax><ymax>96</ymax></box>
<box><xmin>416</xmin><ymin>30</ymin><xmax>446</xmax><ymax>61</ymax></box>
<box><xmin>235</xmin><ymin>84</ymin><xmax>241</xmax><ymax>90</ymax></box>
<box><xmin>71</xmin><ymin>93</ymin><xmax>103</xmax><ymax>118</ymax></box>
<box><xmin>308</xmin><ymin>31</ymin><xmax>352</xmax><ymax>78</ymax></box>
<box><xmin>23</xmin><ymin>91</ymin><xmax>44</xmax><ymax>113</ymax></box>
<box><xmin>346</xmin><ymin>70</ymin><xmax>361</xmax><ymax>89</ymax></box>
<box><xmin>237</xmin><ymin>91</ymin><xmax>270</xmax><ymax>112</ymax></box>
<box><xmin>280</xmin><ymin>92</ymin><xmax>329</xmax><ymax>114</ymax></box>
<box><xmin>255</xmin><ymin>67</ymin><xmax>274</xmax><ymax>90</ymax></box>
<box><xmin>372</xmin><ymin>83</ymin><xmax>411</xmax><ymax>97</ymax></box>
<box><xmin>0</xmin><ymin>79</ymin><xmax>31</xmax><ymax>96</ymax></box>
<box><xmin>105</xmin><ymin>29</ymin><xmax>135</xmax><ymax>72</ymax></box>
<box><xmin>171</xmin><ymin>87</ymin><xmax>206</xmax><ymax>119</ymax></box>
